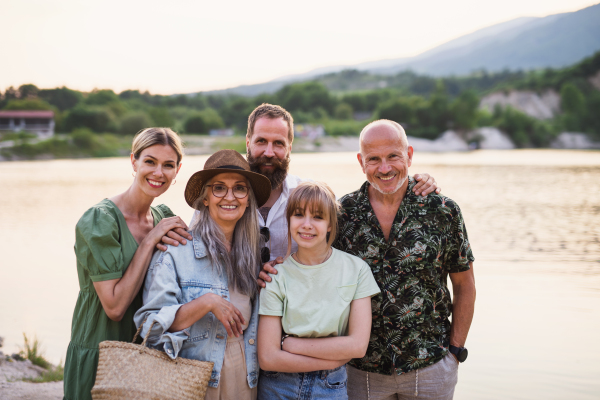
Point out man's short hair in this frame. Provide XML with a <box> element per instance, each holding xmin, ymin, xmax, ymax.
<box><xmin>247</xmin><ymin>103</ymin><xmax>294</xmax><ymax>143</ymax></box>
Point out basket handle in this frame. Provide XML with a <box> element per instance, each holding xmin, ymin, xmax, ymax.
<box><xmin>132</xmin><ymin>317</ymin><xmax>147</xmax><ymax>343</ymax></box>
<box><xmin>132</xmin><ymin>317</ymin><xmax>159</xmax><ymax>347</ymax></box>
<box><xmin>141</xmin><ymin>321</ymin><xmax>159</xmax><ymax>348</ymax></box>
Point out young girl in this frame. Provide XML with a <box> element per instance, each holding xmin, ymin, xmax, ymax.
<box><xmin>257</xmin><ymin>181</ymin><xmax>381</xmax><ymax>400</ymax></box>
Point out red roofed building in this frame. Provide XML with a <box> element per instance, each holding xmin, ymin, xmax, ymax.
<box><xmin>0</xmin><ymin>110</ymin><xmax>55</xmax><ymax>139</ymax></box>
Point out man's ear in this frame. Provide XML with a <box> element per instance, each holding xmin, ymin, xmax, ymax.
<box><xmin>407</xmin><ymin>146</ymin><xmax>414</xmax><ymax>167</ymax></box>
<box><xmin>357</xmin><ymin>153</ymin><xmax>366</xmax><ymax>174</ymax></box>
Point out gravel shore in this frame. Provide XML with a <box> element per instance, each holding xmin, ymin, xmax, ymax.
<box><xmin>0</xmin><ymin>358</ymin><xmax>64</xmax><ymax>399</ymax></box>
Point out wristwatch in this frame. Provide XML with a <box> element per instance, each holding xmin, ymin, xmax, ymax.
<box><xmin>449</xmin><ymin>345</ymin><xmax>468</xmax><ymax>362</ymax></box>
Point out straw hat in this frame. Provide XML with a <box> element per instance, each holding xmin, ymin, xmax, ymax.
<box><xmin>184</xmin><ymin>149</ymin><xmax>272</xmax><ymax>208</ymax></box>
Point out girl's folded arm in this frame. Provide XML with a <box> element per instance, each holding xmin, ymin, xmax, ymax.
<box><xmin>257</xmin><ymin>315</ymin><xmax>350</xmax><ymax>373</ymax></box>
<box><xmin>281</xmin><ymin>297</ymin><xmax>372</xmax><ymax>360</ymax></box>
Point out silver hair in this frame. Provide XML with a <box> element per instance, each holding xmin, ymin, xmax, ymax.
<box><xmin>190</xmin><ymin>183</ymin><xmax>262</xmax><ymax>299</ymax></box>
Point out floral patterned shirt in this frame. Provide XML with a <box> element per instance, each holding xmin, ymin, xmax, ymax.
<box><xmin>333</xmin><ymin>177</ymin><xmax>474</xmax><ymax>375</ymax></box>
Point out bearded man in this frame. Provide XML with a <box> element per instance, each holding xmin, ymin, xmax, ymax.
<box><xmin>243</xmin><ymin>104</ymin><xmax>440</xmax><ymax>263</ymax></box>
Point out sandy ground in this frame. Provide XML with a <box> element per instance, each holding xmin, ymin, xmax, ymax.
<box><xmin>0</xmin><ymin>359</ymin><xmax>63</xmax><ymax>399</ymax></box>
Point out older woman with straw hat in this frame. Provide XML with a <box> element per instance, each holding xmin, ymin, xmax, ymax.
<box><xmin>135</xmin><ymin>149</ymin><xmax>271</xmax><ymax>400</ymax></box>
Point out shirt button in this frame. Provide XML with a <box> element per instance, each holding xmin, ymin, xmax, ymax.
<box><xmin>216</xmin><ymin>334</ymin><xmax>224</xmax><ymax>339</ymax></box>
<box><xmin>166</xmin><ymin>348</ymin><xmax>173</xmax><ymax>354</ymax></box>
<box><xmin>248</xmin><ymin>339</ymin><xmax>255</xmax><ymax>345</ymax></box>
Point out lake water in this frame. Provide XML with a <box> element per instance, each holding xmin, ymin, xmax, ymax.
<box><xmin>1</xmin><ymin>150</ymin><xmax>599</xmax><ymax>399</ymax></box>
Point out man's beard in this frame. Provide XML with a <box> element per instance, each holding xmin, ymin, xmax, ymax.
<box><xmin>370</xmin><ymin>172</ymin><xmax>408</xmax><ymax>195</ymax></box>
<box><xmin>247</xmin><ymin>150</ymin><xmax>290</xmax><ymax>190</ymax></box>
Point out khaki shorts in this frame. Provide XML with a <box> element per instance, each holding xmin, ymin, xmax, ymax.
<box><xmin>347</xmin><ymin>353</ymin><xmax>459</xmax><ymax>400</ymax></box>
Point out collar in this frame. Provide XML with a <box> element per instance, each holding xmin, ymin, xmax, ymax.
<box><xmin>192</xmin><ymin>234</ymin><xmax>208</xmax><ymax>259</ymax></box>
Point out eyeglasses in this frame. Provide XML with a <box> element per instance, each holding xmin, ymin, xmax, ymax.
<box><xmin>206</xmin><ymin>184</ymin><xmax>249</xmax><ymax>199</ymax></box>
<box><xmin>260</xmin><ymin>227</ymin><xmax>270</xmax><ymax>263</ymax></box>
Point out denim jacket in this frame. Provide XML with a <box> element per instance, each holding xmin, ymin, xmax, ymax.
<box><xmin>134</xmin><ymin>235</ymin><xmax>259</xmax><ymax>389</ymax></box>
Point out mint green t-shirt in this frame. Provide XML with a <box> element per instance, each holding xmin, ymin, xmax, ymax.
<box><xmin>259</xmin><ymin>248</ymin><xmax>381</xmax><ymax>338</ymax></box>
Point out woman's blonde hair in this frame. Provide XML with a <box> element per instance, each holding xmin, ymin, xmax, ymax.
<box><xmin>132</xmin><ymin>127</ymin><xmax>184</xmax><ymax>165</ymax></box>
<box><xmin>285</xmin><ymin>181</ymin><xmax>340</xmax><ymax>257</ymax></box>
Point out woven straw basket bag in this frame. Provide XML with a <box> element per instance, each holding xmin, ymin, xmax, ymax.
<box><xmin>91</xmin><ymin>321</ymin><xmax>214</xmax><ymax>400</ymax></box>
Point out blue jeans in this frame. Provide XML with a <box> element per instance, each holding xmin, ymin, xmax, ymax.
<box><xmin>258</xmin><ymin>365</ymin><xmax>348</xmax><ymax>400</ymax></box>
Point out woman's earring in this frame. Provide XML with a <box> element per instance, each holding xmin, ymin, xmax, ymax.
<box><xmin>172</xmin><ymin>180</ymin><xmax>176</xmax><ymax>185</ymax></box>
<box><xmin>132</xmin><ymin>171</ymin><xmax>136</xmax><ymax>178</ymax></box>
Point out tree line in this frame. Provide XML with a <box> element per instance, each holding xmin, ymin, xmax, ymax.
<box><xmin>1</xmin><ymin>51</ymin><xmax>599</xmax><ymax>148</ymax></box>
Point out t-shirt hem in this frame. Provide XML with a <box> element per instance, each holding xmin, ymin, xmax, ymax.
<box><xmin>90</xmin><ymin>271</ymin><xmax>123</xmax><ymax>282</ymax></box>
<box><xmin>258</xmin><ymin>310</ymin><xmax>283</xmax><ymax>316</ymax></box>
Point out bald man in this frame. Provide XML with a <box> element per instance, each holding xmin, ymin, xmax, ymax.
<box><xmin>334</xmin><ymin>120</ymin><xmax>476</xmax><ymax>400</ymax></box>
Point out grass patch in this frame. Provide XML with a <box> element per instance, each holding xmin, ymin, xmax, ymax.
<box><xmin>20</xmin><ymin>333</ymin><xmax>51</xmax><ymax>369</ymax></box>
<box><xmin>17</xmin><ymin>333</ymin><xmax>64</xmax><ymax>382</ymax></box>
<box><xmin>23</xmin><ymin>363</ymin><xmax>64</xmax><ymax>383</ymax></box>
<box><xmin>0</xmin><ymin>131</ymin><xmax>37</xmax><ymax>142</ymax></box>
<box><xmin>0</xmin><ymin>130</ymin><xmax>132</xmax><ymax>160</ymax></box>
<box><xmin>212</xmin><ymin>135</ymin><xmax>247</xmax><ymax>153</ymax></box>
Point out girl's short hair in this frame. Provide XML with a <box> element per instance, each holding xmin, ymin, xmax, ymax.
<box><xmin>132</xmin><ymin>127</ymin><xmax>184</xmax><ymax>165</ymax></box>
<box><xmin>285</xmin><ymin>181</ymin><xmax>340</xmax><ymax>256</ymax></box>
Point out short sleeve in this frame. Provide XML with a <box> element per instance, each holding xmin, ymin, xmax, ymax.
<box><xmin>443</xmin><ymin>206</ymin><xmax>475</xmax><ymax>273</ymax></box>
<box><xmin>75</xmin><ymin>207</ymin><xmax>125</xmax><ymax>282</ymax></box>
<box><xmin>153</xmin><ymin>204</ymin><xmax>176</xmax><ymax>220</ymax></box>
<box><xmin>353</xmin><ymin>261</ymin><xmax>381</xmax><ymax>300</ymax></box>
<box><xmin>258</xmin><ymin>276</ymin><xmax>285</xmax><ymax>316</ymax></box>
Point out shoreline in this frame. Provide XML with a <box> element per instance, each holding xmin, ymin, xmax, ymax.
<box><xmin>1</xmin><ymin>131</ymin><xmax>599</xmax><ymax>162</ymax></box>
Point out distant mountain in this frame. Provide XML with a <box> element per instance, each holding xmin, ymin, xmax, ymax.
<box><xmin>198</xmin><ymin>3</ymin><xmax>600</xmax><ymax>96</ymax></box>
<box><xmin>374</xmin><ymin>2</ymin><xmax>600</xmax><ymax>76</ymax></box>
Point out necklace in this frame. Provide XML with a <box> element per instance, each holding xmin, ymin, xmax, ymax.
<box><xmin>293</xmin><ymin>247</ymin><xmax>332</xmax><ymax>266</ymax></box>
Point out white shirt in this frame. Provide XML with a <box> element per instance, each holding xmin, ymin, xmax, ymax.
<box><xmin>190</xmin><ymin>174</ymin><xmax>306</xmax><ymax>261</ymax></box>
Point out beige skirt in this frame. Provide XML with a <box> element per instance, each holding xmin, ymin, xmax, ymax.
<box><xmin>205</xmin><ymin>335</ymin><xmax>257</xmax><ymax>400</ymax></box>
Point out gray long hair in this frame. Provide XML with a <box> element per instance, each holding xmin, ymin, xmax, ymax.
<box><xmin>191</xmin><ymin>183</ymin><xmax>262</xmax><ymax>299</ymax></box>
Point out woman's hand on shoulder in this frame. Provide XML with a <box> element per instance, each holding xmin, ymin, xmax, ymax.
<box><xmin>142</xmin><ymin>216</ymin><xmax>192</xmax><ymax>251</ymax></box>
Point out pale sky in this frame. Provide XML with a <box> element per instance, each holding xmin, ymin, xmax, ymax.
<box><xmin>1</xmin><ymin>0</ymin><xmax>597</xmax><ymax>95</ymax></box>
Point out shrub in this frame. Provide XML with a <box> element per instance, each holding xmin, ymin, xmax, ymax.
<box><xmin>334</xmin><ymin>103</ymin><xmax>354</xmax><ymax>120</ymax></box>
<box><xmin>71</xmin><ymin>128</ymin><xmax>98</xmax><ymax>149</ymax></box>
<box><xmin>3</xmin><ymin>98</ymin><xmax>54</xmax><ymax>111</ymax></box>
<box><xmin>119</xmin><ymin>112</ymin><xmax>153</xmax><ymax>135</ymax></box>
<box><xmin>184</xmin><ymin>108</ymin><xmax>225</xmax><ymax>134</ymax></box>
<box><xmin>64</xmin><ymin>105</ymin><xmax>116</xmax><ymax>132</ymax></box>
<box><xmin>149</xmin><ymin>107</ymin><xmax>174</xmax><ymax>127</ymax></box>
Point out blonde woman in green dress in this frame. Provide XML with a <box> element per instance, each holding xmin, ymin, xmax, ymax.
<box><xmin>63</xmin><ymin>128</ymin><xmax>192</xmax><ymax>400</ymax></box>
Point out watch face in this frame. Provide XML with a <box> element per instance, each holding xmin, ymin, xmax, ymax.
<box><xmin>458</xmin><ymin>348</ymin><xmax>468</xmax><ymax>362</ymax></box>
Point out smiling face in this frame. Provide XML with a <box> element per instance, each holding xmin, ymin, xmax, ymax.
<box><xmin>131</xmin><ymin>144</ymin><xmax>181</xmax><ymax>198</ymax></box>
<box><xmin>289</xmin><ymin>204</ymin><xmax>331</xmax><ymax>254</ymax></box>
<box><xmin>358</xmin><ymin>123</ymin><xmax>413</xmax><ymax>196</ymax></box>
<box><xmin>246</xmin><ymin>117</ymin><xmax>292</xmax><ymax>190</ymax></box>
<box><xmin>203</xmin><ymin>172</ymin><xmax>250</xmax><ymax>229</ymax></box>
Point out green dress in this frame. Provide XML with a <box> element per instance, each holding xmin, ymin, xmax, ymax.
<box><xmin>63</xmin><ymin>199</ymin><xmax>174</xmax><ymax>400</ymax></box>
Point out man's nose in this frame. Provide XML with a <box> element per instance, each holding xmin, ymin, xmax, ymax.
<box><xmin>264</xmin><ymin>142</ymin><xmax>275</xmax><ymax>158</ymax></box>
<box><xmin>378</xmin><ymin>160</ymin><xmax>392</xmax><ymax>174</ymax></box>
